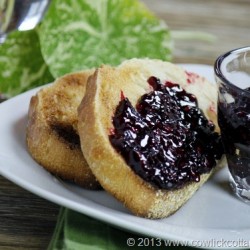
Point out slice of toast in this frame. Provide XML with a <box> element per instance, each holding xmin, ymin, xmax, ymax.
<box><xmin>26</xmin><ymin>70</ymin><xmax>100</xmax><ymax>189</ymax></box>
<box><xmin>78</xmin><ymin>58</ymin><xmax>223</xmax><ymax>218</ymax></box>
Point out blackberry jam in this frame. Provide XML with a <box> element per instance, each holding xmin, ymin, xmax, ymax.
<box><xmin>109</xmin><ymin>77</ymin><xmax>223</xmax><ymax>190</ymax></box>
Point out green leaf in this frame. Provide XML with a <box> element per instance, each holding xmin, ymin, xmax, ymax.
<box><xmin>0</xmin><ymin>29</ymin><xmax>54</xmax><ymax>97</ymax></box>
<box><xmin>39</xmin><ymin>0</ymin><xmax>173</xmax><ymax>78</ymax></box>
<box><xmin>48</xmin><ymin>208</ymin><xmax>193</xmax><ymax>250</ymax></box>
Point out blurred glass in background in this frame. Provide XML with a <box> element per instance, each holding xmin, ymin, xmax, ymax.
<box><xmin>0</xmin><ymin>0</ymin><xmax>50</xmax><ymax>43</ymax></box>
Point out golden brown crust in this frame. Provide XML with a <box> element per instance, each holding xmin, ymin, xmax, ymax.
<box><xmin>78</xmin><ymin>59</ymin><xmax>223</xmax><ymax>218</ymax></box>
<box><xmin>26</xmin><ymin>71</ymin><xmax>100</xmax><ymax>189</ymax></box>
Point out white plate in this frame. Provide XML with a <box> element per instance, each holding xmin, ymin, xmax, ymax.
<box><xmin>0</xmin><ymin>64</ymin><xmax>250</xmax><ymax>249</ymax></box>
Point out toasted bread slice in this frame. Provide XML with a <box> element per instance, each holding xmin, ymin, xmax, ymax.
<box><xmin>26</xmin><ymin>70</ymin><xmax>100</xmax><ymax>189</ymax></box>
<box><xmin>78</xmin><ymin>58</ymin><xmax>224</xmax><ymax>217</ymax></box>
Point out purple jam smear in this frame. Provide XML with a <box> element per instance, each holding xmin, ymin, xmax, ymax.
<box><xmin>109</xmin><ymin>77</ymin><xmax>223</xmax><ymax>190</ymax></box>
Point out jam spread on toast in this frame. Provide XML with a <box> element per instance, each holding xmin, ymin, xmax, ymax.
<box><xmin>109</xmin><ymin>77</ymin><xmax>223</xmax><ymax>190</ymax></box>
<box><xmin>51</xmin><ymin>124</ymin><xmax>80</xmax><ymax>150</ymax></box>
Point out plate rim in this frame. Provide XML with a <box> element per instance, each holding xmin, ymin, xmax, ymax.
<box><xmin>1</xmin><ymin>64</ymin><xmax>249</xmax><ymax>249</ymax></box>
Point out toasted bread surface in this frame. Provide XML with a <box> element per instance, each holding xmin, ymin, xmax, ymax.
<box><xmin>27</xmin><ymin>70</ymin><xmax>100</xmax><ymax>189</ymax></box>
<box><xmin>78</xmin><ymin>59</ymin><xmax>223</xmax><ymax>218</ymax></box>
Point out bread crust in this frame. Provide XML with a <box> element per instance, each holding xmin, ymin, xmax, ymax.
<box><xmin>78</xmin><ymin>59</ymin><xmax>223</xmax><ymax>218</ymax></box>
<box><xmin>26</xmin><ymin>71</ymin><xmax>100</xmax><ymax>189</ymax></box>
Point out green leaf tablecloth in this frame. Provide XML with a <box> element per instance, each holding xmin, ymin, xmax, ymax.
<box><xmin>48</xmin><ymin>208</ymin><xmax>195</xmax><ymax>250</ymax></box>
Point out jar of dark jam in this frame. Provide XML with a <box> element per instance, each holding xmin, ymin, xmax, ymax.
<box><xmin>215</xmin><ymin>46</ymin><xmax>250</xmax><ymax>203</ymax></box>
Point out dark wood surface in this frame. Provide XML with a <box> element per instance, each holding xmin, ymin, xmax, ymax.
<box><xmin>0</xmin><ymin>176</ymin><xmax>59</xmax><ymax>250</ymax></box>
<box><xmin>1</xmin><ymin>1</ymin><xmax>249</xmax><ymax>249</ymax></box>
